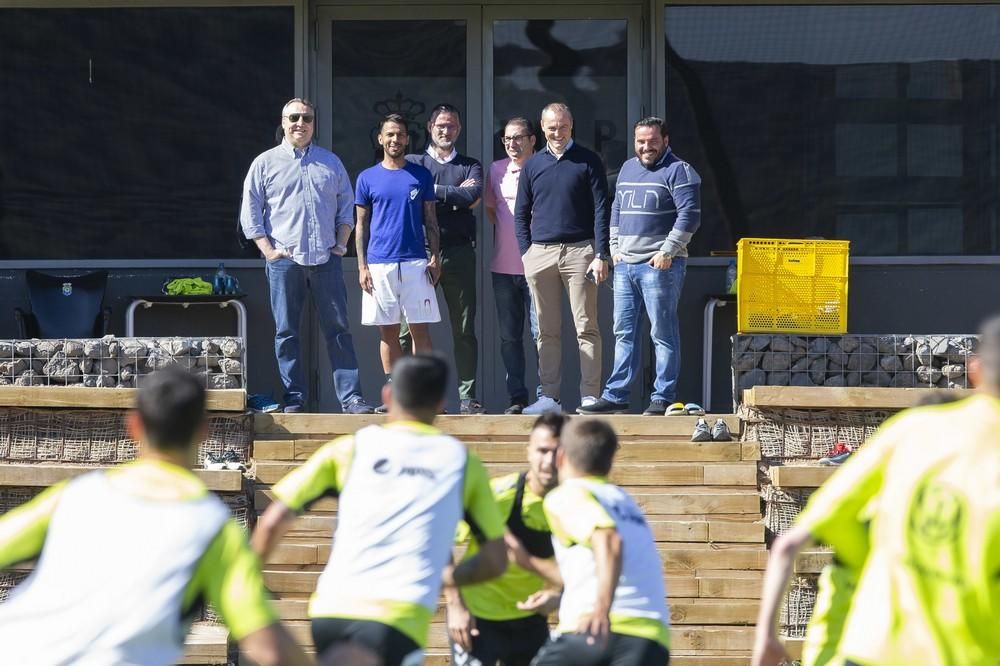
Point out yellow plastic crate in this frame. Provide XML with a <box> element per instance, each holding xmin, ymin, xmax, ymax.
<box><xmin>736</xmin><ymin>238</ymin><xmax>850</xmax><ymax>334</ymax></box>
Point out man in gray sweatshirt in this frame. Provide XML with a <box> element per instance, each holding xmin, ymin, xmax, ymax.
<box><xmin>577</xmin><ymin>117</ymin><xmax>701</xmax><ymax>416</ymax></box>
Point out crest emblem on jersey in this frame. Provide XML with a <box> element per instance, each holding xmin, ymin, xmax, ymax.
<box><xmin>62</xmin><ymin>282</ymin><xmax>73</xmax><ymax>296</ymax></box>
<box><xmin>409</xmin><ymin>187</ymin><xmax>420</xmax><ymax>201</ymax></box>
<box><xmin>373</xmin><ymin>458</ymin><xmax>392</xmax><ymax>475</ymax></box>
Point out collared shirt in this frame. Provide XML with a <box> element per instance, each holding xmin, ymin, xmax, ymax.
<box><xmin>426</xmin><ymin>145</ymin><xmax>458</xmax><ymax>164</ymax></box>
<box><xmin>485</xmin><ymin>157</ymin><xmax>526</xmax><ymax>275</ymax></box>
<box><xmin>544</xmin><ymin>138</ymin><xmax>574</xmax><ymax>160</ymax></box>
<box><xmin>239</xmin><ymin>140</ymin><xmax>355</xmax><ymax>266</ymax></box>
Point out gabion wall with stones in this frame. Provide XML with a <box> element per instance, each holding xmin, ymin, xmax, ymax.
<box><xmin>732</xmin><ymin>333</ymin><xmax>977</xmax><ymax>399</ymax></box>
<box><xmin>0</xmin><ymin>336</ymin><xmax>243</xmax><ymax>389</ymax></box>
<box><xmin>0</xmin><ymin>409</ymin><xmax>252</xmax><ymax>464</ymax></box>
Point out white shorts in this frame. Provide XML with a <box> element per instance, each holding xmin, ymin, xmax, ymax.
<box><xmin>362</xmin><ymin>259</ymin><xmax>441</xmax><ymax>326</ymax></box>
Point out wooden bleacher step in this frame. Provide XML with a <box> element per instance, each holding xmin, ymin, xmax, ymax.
<box><xmin>0</xmin><ymin>462</ymin><xmax>243</xmax><ymax>492</ymax></box>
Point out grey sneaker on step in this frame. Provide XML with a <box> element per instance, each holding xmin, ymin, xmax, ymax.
<box><xmin>691</xmin><ymin>417</ymin><xmax>713</xmax><ymax>442</ymax></box>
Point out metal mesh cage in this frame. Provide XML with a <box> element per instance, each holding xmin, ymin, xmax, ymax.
<box><xmin>780</xmin><ymin>575</ymin><xmax>818</xmax><ymax>638</ymax></box>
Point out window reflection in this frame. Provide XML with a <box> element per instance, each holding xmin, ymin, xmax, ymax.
<box><xmin>493</xmin><ymin>19</ymin><xmax>628</xmax><ymax>184</ymax></box>
<box><xmin>665</xmin><ymin>5</ymin><xmax>1000</xmax><ymax>256</ymax></box>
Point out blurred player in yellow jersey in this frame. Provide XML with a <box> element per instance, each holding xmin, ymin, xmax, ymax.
<box><xmin>446</xmin><ymin>412</ymin><xmax>567</xmax><ymax>666</ymax></box>
<box><xmin>252</xmin><ymin>354</ymin><xmax>507</xmax><ymax>666</ymax></box>
<box><xmin>753</xmin><ymin>314</ymin><xmax>1000</xmax><ymax>666</ymax></box>
<box><xmin>0</xmin><ymin>367</ymin><xmax>309</xmax><ymax>666</ymax></box>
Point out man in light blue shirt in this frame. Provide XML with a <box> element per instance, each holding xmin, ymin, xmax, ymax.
<box><xmin>240</xmin><ymin>98</ymin><xmax>372</xmax><ymax>414</ymax></box>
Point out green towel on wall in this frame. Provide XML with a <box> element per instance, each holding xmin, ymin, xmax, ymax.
<box><xmin>162</xmin><ymin>277</ymin><xmax>214</xmax><ymax>295</ymax></box>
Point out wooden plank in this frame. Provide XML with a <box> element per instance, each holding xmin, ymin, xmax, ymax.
<box><xmin>255</xmin><ymin>487</ymin><xmax>763</xmax><ymax>516</ymax></box>
<box><xmin>0</xmin><ymin>463</ymin><xmax>243</xmax><ymax>492</ymax></box>
<box><xmin>741</xmin><ymin>441</ymin><xmax>761</xmax><ymax>461</ymax></box>
<box><xmin>708</xmin><ymin>521</ymin><xmax>764</xmax><ymax>544</ymax></box>
<box><xmin>669</xmin><ymin>599</ymin><xmax>758</xmax><ymax>625</ymax></box>
<box><xmin>767</xmin><ymin>464</ymin><xmax>836</xmax><ymax>488</ymax></box>
<box><xmin>256</xmin><ymin>438</ymin><xmax>749</xmax><ymax>464</ymax></box>
<box><xmin>671</xmin><ymin>626</ymin><xmax>754</xmax><ymax>652</ymax></box>
<box><xmin>253</xmin><ymin>460</ymin><xmax>756</xmax><ymax>487</ymax></box>
<box><xmin>742</xmin><ymin>385</ymin><xmax>973</xmax><ymax>409</ymax></box>
<box><xmin>0</xmin><ymin>386</ymin><xmax>245</xmax><ymax>411</ymax></box>
<box><xmin>702</xmin><ymin>464</ymin><xmax>757</xmax><ymax>486</ymax></box>
<box><xmin>179</xmin><ymin>623</ymin><xmax>229</xmax><ymax>664</ymax></box>
<box><xmin>254</xmin><ymin>413</ymin><xmax>741</xmax><ymax>437</ymax></box>
<box><xmin>795</xmin><ymin>549</ymin><xmax>833</xmax><ymax>574</ymax></box>
<box><xmin>661</xmin><ymin>546</ymin><xmax>768</xmax><ymax>574</ymax></box>
<box><xmin>698</xmin><ymin>571</ymin><xmax>763</xmax><ymax>599</ymax></box>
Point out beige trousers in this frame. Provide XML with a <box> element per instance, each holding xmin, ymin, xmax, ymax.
<box><xmin>521</xmin><ymin>240</ymin><xmax>602</xmax><ymax>400</ymax></box>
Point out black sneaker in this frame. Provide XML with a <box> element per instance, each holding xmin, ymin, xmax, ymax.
<box><xmin>283</xmin><ymin>402</ymin><xmax>303</xmax><ymax>414</ymax></box>
<box><xmin>374</xmin><ymin>403</ymin><xmax>388</xmax><ymax>415</ymax></box>
<box><xmin>344</xmin><ymin>398</ymin><xmax>375</xmax><ymax>415</ymax></box>
<box><xmin>643</xmin><ymin>399</ymin><xmax>669</xmax><ymax>416</ymax></box>
<box><xmin>576</xmin><ymin>398</ymin><xmax>629</xmax><ymax>415</ymax></box>
<box><xmin>504</xmin><ymin>401</ymin><xmax>527</xmax><ymax>415</ymax></box>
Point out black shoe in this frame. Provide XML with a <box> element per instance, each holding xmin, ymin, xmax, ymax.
<box><xmin>643</xmin><ymin>399</ymin><xmax>669</xmax><ymax>416</ymax></box>
<box><xmin>504</xmin><ymin>401</ymin><xmax>527</xmax><ymax>415</ymax></box>
<box><xmin>283</xmin><ymin>402</ymin><xmax>303</xmax><ymax>414</ymax></box>
<box><xmin>576</xmin><ymin>398</ymin><xmax>629</xmax><ymax>415</ymax></box>
<box><xmin>374</xmin><ymin>403</ymin><xmax>388</xmax><ymax>414</ymax></box>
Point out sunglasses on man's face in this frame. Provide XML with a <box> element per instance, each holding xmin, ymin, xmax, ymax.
<box><xmin>285</xmin><ymin>114</ymin><xmax>314</xmax><ymax>124</ymax></box>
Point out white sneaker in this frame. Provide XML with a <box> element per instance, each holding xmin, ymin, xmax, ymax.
<box><xmin>580</xmin><ymin>396</ymin><xmax>599</xmax><ymax>408</ymax></box>
<box><xmin>522</xmin><ymin>395</ymin><xmax>562</xmax><ymax>415</ymax></box>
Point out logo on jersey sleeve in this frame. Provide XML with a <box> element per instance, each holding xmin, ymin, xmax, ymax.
<box><xmin>409</xmin><ymin>187</ymin><xmax>420</xmax><ymax>201</ymax></box>
<box><xmin>373</xmin><ymin>458</ymin><xmax>393</xmax><ymax>474</ymax></box>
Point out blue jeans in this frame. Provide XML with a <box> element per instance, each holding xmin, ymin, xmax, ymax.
<box><xmin>492</xmin><ymin>272</ymin><xmax>539</xmax><ymax>404</ymax></box>
<box><xmin>265</xmin><ymin>256</ymin><xmax>364</xmax><ymax>409</ymax></box>
<box><xmin>603</xmin><ymin>257</ymin><xmax>686</xmax><ymax>405</ymax></box>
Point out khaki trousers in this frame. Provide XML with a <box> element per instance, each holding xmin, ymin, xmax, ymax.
<box><xmin>521</xmin><ymin>241</ymin><xmax>602</xmax><ymax>400</ymax></box>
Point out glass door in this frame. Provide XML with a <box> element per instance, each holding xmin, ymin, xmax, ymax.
<box><xmin>482</xmin><ymin>6</ymin><xmax>644</xmax><ymax>411</ymax></box>
<box><xmin>315</xmin><ymin>6</ymin><xmax>482</xmax><ymax>413</ymax></box>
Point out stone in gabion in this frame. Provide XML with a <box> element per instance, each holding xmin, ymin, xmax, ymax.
<box><xmin>762</xmin><ymin>353</ymin><xmax>791</xmax><ymax>372</ymax></box>
<box><xmin>846</xmin><ymin>371</ymin><xmax>861</xmax><ymax>387</ymax></box>
<box><xmin>15</xmin><ymin>370</ymin><xmax>45</xmax><ymax>386</ymax></box>
<box><xmin>771</xmin><ymin>336</ymin><xmax>792</xmax><ymax>353</ymax></box>
<box><xmin>861</xmin><ymin>371</ymin><xmax>891</xmax><ymax>387</ymax></box>
<box><xmin>35</xmin><ymin>340</ymin><xmax>62</xmax><ymax>358</ymax></box>
<box><xmin>839</xmin><ymin>336</ymin><xmax>859</xmax><ymax>353</ymax></box>
<box><xmin>735</xmin><ymin>336</ymin><xmax>752</xmax><ymax>353</ymax></box>
<box><xmin>892</xmin><ymin>373</ymin><xmax>915</xmax><ymax>387</ymax></box>
<box><xmin>790</xmin><ymin>373</ymin><xmax>814</xmax><ymax>386</ymax></box>
<box><xmin>768</xmin><ymin>371</ymin><xmax>790</xmax><ymax>385</ymax></box>
<box><xmin>14</xmin><ymin>341</ymin><xmax>33</xmax><ymax>357</ymax></box>
<box><xmin>916</xmin><ymin>366</ymin><xmax>943</xmax><ymax>385</ymax></box>
<box><xmin>0</xmin><ymin>376</ymin><xmax>10</xmax><ymax>386</ymax></box>
<box><xmin>219</xmin><ymin>358</ymin><xmax>243</xmax><ymax>375</ymax></box>
<box><xmin>43</xmin><ymin>352</ymin><xmax>81</xmax><ymax>383</ymax></box>
<box><xmin>789</xmin><ymin>336</ymin><xmax>807</xmax><ymax>348</ymax></box>
<box><xmin>83</xmin><ymin>374</ymin><xmax>117</xmax><ymax>388</ymax></box>
<box><xmin>824</xmin><ymin>375</ymin><xmax>846</xmax><ymax>387</ymax></box>
<box><xmin>790</xmin><ymin>357</ymin><xmax>810</xmax><ymax>373</ymax></box>
<box><xmin>196</xmin><ymin>355</ymin><xmax>221</xmax><ymax>370</ymax></box>
<box><xmin>809</xmin><ymin>358</ymin><xmax>826</xmax><ymax>384</ymax></box>
<box><xmin>749</xmin><ymin>335</ymin><xmax>770</xmax><ymax>351</ymax></box>
<box><xmin>0</xmin><ymin>358</ymin><xmax>28</xmax><ymax>377</ymax></box>
<box><xmin>159</xmin><ymin>338</ymin><xmax>193</xmax><ymax>356</ymax></box>
<box><xmin>879</xmin><ymin>355</ymin><xmax>903</xmax><ymax>372</ymax></box>
<box><xmin>915</xmin><ymin>342</ymin><xmax>933</xmax><ymax>366</ymax></box>
<box><xmin>62</xmin><ymin>340</ymin><xmax>84</xmax><ymax>357</ymax></box>
<box><xmin>119</xmin><ymin>339</ymin><xmax>150</xmax><ymax>360</ymax></box>
<box><xmin>207</xmin><ymin>373</ymin><xmax>239</xmax><ymax>389</ymax></box>
<box><xmin>737</xmin><ymin>368</ymin><xmax>767</xmax><ymax>391</ymax></box>
<box><xmin>96</xmin><ymin>358</ymin><xmax>120</xmax><ymax>375</ymax></box>
<box><xmin>144</xmin><ymin>350</ymin><xmax>195</xmax><ymax>372</ymax></box>
<box><xmin>78</xmin><ymin>359</ymin><xmax>94</xmax><ymax>375</ymax></box>
<box><xmin>219</xmin><ymin>338</ymin><xmax>242</xmax><ymax>359</ymax></box>
<box><xmin>808</xmin><ymin>337</ymin><xmax>830</xmax><ymax>354</ymax></box>
<box><xmin>189</xmin><ymin>339</ymin><xmax>203</xmax><ymax>355</ymax></box>
<box><xmin>0</xmin><ymin>341</ymin><xmax>13</xmax><ymax>358</ymax></box>
<box><xmin>847</xmin><ymin>343</ymin><xmax>876</xmax><ymax>371</ymax></box>
<box><xmin>876</xmin><ymin>335</ymin><xmax>897</xmax><ymax>354</ymax></box>
<box><xmin>120</xmin><ymin>364</ymin><xmax>137</xmax><ymax>382</ymax></box>
<box><xmin>941</xmin><ymin>364</ymin><xmax>965</xmax><ymax>380</ymax></box>
<box><xmin>202</xmin><ymin>339</ymin><xmax>221</xmax><ymax>355</ymax></box>
<box><xmin>901</xmin><ymin>354</ymin><xmax>917</xmax><ymax>371</ymax></box>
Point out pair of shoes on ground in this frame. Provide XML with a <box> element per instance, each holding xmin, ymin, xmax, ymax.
<box><xmin>666</xmin><ymin>402</ymin><xmax>705</xmax><ymax>416</ymax></box>
<box><xmin>691</xmin><ymin>417</ymin><xmax>732</xmax><ymax>442</ymax></box>
<box><xmin>204</xmin><ymin>449</ymin><xmax>245</xmax><ymax>471</ymax></box>
<box><xmin>819</xmin><ymin>442</ymin><xmax>853</xmax><ymax>466</ymax></box>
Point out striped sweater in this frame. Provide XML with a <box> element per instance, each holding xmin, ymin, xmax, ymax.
<box><xmin>610</xmin><ymin>148</ymin><xmax>701</xmax><ymax>262</ymax></box>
